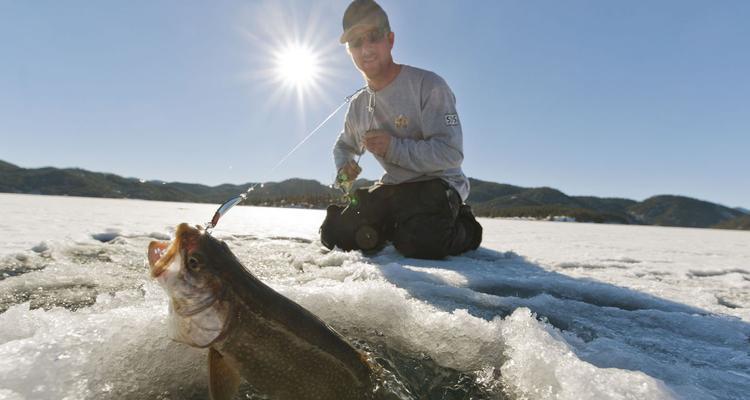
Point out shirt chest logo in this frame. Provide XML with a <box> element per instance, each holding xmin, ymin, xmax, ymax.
<box><xmin>394</xmin><ymin>114</ymin><xmax>409</xmax><ymax>129</ymax></box>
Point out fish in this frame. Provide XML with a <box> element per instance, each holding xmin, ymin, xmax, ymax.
<box><xmin>148</xmin><ymin>223</ymin><xmax>375</xmax><ymax>400</ymax></box>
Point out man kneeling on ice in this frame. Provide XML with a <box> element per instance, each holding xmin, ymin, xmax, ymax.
<box><xmin>321</xmin><ymin>0</ymin><xmax>482</xmax><ymax>259</ymax></box>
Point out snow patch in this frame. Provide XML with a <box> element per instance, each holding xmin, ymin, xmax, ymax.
<box><xmin>499</xmin><ymin>308</ymin><xmax>675</xmax><ymax>400</ymax></box>
<box><xmin>148</xmin><ymin>232</ymin><xmax>171</xmax><ymax>240</ymax></box>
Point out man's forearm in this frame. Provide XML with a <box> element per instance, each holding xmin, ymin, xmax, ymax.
<box><xmin>333</xmin><ymin>137</ymin><xmax>361</xmax><ymax>171</ymax></box>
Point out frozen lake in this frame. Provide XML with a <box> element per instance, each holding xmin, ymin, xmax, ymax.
<box><xmin>0</xmin><ymin>193</ymin><xmax>748</xmax><ymax>399</ymax></box>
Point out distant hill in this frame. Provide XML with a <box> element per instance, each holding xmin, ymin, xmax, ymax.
<box><xmin>0</xmin><ymin>160</ymin><xmax>747</xmax><ymax>230</ymax></box>
<box><xmin>0</xmin><ymin>161</ymin><xmax>342</xmax><ymax>208</ymax></box>
<box><xmin>629</xmin><ymin>195</ymin><xmax>745</xmax><ymax>228</ymax></box>
<box><xmin>713</xmin><ymin>215</ymin><xmax>750</xmax><ymax>230</ymax></box>
<box><xmin>465</xmin><ymin>179</ymin><xmax>525</xmax><ymax>203</ymax></box>
<box><xmin>468</xmin><ymin>179</ymin><xmax>636</xmax><ymax>224</ymax></box>
<box><xmin>0</xmin><ymin>160</ymin><xmax>21</xmax><ymax>172</ymax></box>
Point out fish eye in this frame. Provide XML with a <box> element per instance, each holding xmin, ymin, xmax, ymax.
<box><xmin>187</xmin><ymin>254</ymin><xmax>203</xmax><ymax>271</ymax></box>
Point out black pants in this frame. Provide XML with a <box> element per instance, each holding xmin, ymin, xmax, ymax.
<box><xmin>320</xmin><ymin>179</ymin><xmax>482</xmax><ymax>259</ymax></box>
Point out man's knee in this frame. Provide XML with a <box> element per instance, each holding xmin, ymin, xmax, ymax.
<box><xmin>319</xmin><ymin>189</ymin><xmax>390</xmax><ymax>252</ymax></box>
<box><xmin>320</xmin><ymin>205</ymin><xmax>352</xmax><ymax>250</ymax></box>
<box><xmin>456</xmin><ymin>205</ymin><xmax>483</xmax><ymax>253</ymax></box>
<box><xmin>392</xmin><ymin>217</ymin><xmax>452</xmax><ymax>259</ymax></box>
<box><xmin>392</xmin><ymin>206</ymin><xmax>483</xmax><ymax>259</ymax></box>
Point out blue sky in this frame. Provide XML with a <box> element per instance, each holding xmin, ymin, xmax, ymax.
<box><xmin>1</xmin><ymin>0</ymin><xmax>748</xmax><ymax>208</ymax></box>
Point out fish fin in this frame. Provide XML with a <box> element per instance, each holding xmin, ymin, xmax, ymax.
<box><xmin>208</xmin><ymin>347</ymin><xmax>241</xmax><ymax>400</ymax></box>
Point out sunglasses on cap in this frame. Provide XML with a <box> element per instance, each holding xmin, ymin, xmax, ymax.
<box><xmin>347</xmin><ymin>28</ymin><xmax>387</xmax><ymax>49</ymax></box>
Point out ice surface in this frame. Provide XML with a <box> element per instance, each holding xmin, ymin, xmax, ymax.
<box><xmin>0</xmin><ymin>194</ymin><xmax>749</xmax><ymax>399</ymax></box>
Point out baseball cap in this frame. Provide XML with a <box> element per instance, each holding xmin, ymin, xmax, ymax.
<box><xmin>340</xmin><ymin>0</ymin><xmax>390</xmax><ymax>44</ymax></box>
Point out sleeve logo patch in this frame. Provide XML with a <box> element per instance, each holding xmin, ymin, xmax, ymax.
<box><xmin>444</xmin><ymin>113</ymin><xmax>459</xmax><ymax>127</ymax></box>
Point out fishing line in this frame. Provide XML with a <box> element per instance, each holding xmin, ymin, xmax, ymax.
<box><xmin>206</xmin><ymin>86</ymin><xmax>367</xmax><ymax>230</ymax></box>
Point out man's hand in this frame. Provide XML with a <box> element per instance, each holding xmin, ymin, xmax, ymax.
<box><xmin>337</xmin><ymin>160</ymin><xmax>362</xmax><ymax>183</ymax></box>
<box><xmin>364</xmin><ymin>130</ymin><xmax>392</xmax><ymax>158</ymax></box>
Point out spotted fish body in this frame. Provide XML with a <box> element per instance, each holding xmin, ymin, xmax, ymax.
<box><xmin>148</xmin><ymin>224</ymin><xmax>373</xmax><ymax>400</ymax></box>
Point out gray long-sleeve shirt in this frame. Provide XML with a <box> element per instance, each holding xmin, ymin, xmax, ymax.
<box><xmin>333</xmin><ymin>65</ymin><xmax>470</xmax><ymax>201</ymax></box>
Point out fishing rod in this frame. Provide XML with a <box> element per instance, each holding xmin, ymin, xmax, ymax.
<box><xmin>205</xmin><ymin>86</ymin><xmax>367</xmax><ymax>231</ymax></box>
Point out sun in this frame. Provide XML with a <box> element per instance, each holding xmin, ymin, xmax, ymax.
<box><xmin>273</xmin><ymin>43</ymin><xmax>321</xmax><ymax>90</ymax></box>
<box><xmin>239</xmin><ymin>2</ymin><xmax>349</xmax><ymax>112</ymax></box>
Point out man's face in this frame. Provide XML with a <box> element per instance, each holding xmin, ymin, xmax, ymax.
<box><xmin>346</xmin><ymin>27</ymin><xmax>394</xmax><ymax>80</ymax></box>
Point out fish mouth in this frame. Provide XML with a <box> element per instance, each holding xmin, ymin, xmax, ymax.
<box><xmin>148</xmin><ymin>240</ymin><xmax>172</xmax><ymax>277</ymax></box>
<box><xmin>148</xmin><ymin>223</ymin><xmax>204</xmax><ymax>277</ymax></box>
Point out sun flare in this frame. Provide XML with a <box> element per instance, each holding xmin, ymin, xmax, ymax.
<box><xmin>274</xmin><ymin>44</ymin><xmax>321</xmax><ymax>90</ymax></box>
<box><xmin>241</xmin><ymin>2</ymin><xmax>348</xmax><ymax>110</ymax></box>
